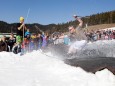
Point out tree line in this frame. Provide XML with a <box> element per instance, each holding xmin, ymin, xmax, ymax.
<box><xmin>0</xmin><ymin>10</ymin><xmax>115</xmax><ymax>34</ymax></box>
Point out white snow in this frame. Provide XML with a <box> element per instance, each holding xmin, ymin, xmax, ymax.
<box><xmin>0</xmin><ymin>50</ymin><xmax>115</xmax><ymax>86</ymax></box>
<box><xmin>102</xmin><ymin>27</ymin><xmax>115</xmax><ymax>31</ymax></box>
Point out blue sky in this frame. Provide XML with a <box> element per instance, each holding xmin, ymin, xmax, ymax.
<box><xmin>0</xmin><ymin>0</ymin><xmax>115</xmax><ymax>25</ymax></box>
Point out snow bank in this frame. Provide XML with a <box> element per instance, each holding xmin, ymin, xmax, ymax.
<box><xmin>0</xmin><ymin>51</ymin><xmax>115</xmax><ymax>86</ymax></box>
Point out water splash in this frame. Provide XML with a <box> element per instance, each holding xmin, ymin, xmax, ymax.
<box><xmin>76</xmin><ymin>40</ymin><xmax>115</xmax><ymax>58</ymax></box>
<box><xmin>46</xmin><ymin>40</ymin><xmax>115</xmax><ymax>60</ymax></box>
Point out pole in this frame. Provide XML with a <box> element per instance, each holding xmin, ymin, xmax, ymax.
<box><xmin>35</xmin><ymin>25</ymin><xmax>44</xmax><ymax>33</ymax></box>
<box><xmin>22</xmin><ymin>8</ymin><xmax>30</xmax><ymax>54</ymax></box>
<box><xmin>25</xmin><ymin>8</ymin><xmax>30</xmax><ymax>23</ymax></box>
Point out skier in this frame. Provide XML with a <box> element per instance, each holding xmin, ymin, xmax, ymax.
<box><xmin>67</xmin><ymin>15</ymin><xmax>87</xmax><ymax>54</ymax></box>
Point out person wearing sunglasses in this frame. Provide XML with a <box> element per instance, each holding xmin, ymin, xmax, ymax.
<box><xmin>68</xmin><ymin>15</ymin><xmax>87</xmax><ymax>54</ymax></box>
<box><xmin>68</xmin><ymin>15</ymin><xmax>87</xmax><ymax>42</ymax></box>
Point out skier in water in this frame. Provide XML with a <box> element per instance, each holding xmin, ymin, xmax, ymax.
<box><xmin>67</xmin><ymin>15</ymin><xmax>87</xmax><ymax>54</ymax></box>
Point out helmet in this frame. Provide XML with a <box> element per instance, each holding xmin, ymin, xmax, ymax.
<box><xmin>20</xmin><ymin>17</ymin><xmax>24</xmax><ymax>21</ymax></box>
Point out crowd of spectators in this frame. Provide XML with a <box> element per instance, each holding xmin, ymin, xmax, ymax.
<box><xmin>85</xmin><ymin>29</ymin><xmax>115</xmax><ymax>42</ymax></box>
<box><xmin>0</xmin><ymin>29</ymin><xmax>115</xmax><ymax>53</ymax></box>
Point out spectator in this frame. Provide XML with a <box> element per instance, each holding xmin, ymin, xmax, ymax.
<box><xmin>37</xmin><ymin>33</ymin><xmax>43</xmax><ymax>49</ymax></box>
<box><xmin>24</xmin><ymin>34</ymin><xmax>31</xmax><ymax>52</ymax></box>
<box><xmin>7</xmin><ymin>33</ymin><xmax>16</xmax><ymax>52</ymax></box>
<box><xmin>25</xmin><ymin>29</ymin><xmax>31</xmax><ymax>38</ymax></box>
<box><xmin>42</xmin><ymin>34</ymin><xmax>47</xmax><ymax>48</ymax></box>
<box><xmin>29</xmin><ymin>39</ymin><xmax>35</xmax><ymax>52</ymax></box>
<box><xmin>113</xmin><ymin>30</ymin><xmax>115</xmax><ymax>39</ymax></box>
<box><xmin>0</xmin><ymin>36</ymin><xmax>7</xmax><ymax>52</ymax></box>
<box><xmin>104</xmin><ymin>33</ymin><xmax>109</xmax><ymax>40</ymax></box>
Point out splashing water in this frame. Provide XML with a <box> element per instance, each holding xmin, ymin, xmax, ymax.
<box><xmin>75</xmin><ymin>40</ymin><xmax>115</xmax><ymax>58</ymax></box>
<box><xmin>46</xmin><ymin>39</ymin><xmax>115</xmax><ymax>60</ymax></box>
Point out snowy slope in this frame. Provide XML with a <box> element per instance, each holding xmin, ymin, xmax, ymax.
<box><xmin>0</xmin><ymin>51</ymin><xmax>115</xmax><ymax>86</ymax></box>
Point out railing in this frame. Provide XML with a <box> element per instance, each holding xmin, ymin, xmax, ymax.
<box><xmin>0</xmin><ymin>33</ymin><xmax>16</xmax><ymax>37</ymax></box>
